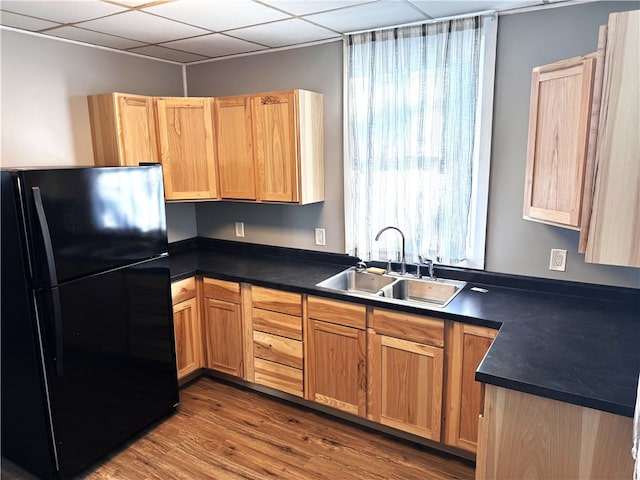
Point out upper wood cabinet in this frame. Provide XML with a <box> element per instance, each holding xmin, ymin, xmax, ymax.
<box><xmin>216</xmin><ymin>89</ymin><xmax>324</xmax><ymax>204</ymax></box>
<box><xmin>585</xmin><ymin>10</ymin><xmax>640</xmax><ymax>267</ymax></box>
<box><xmin>88</xmin><ymin>92</ymin><xmax>159</xmax><ymax>167</ymax></box>
<box><xmin>444</xmin><ymin>322</ymin><xmax>497</xmax><ymax>453</ymax></box>
<box><xmin>156</xmin><ymin>97</ymin><xmax>218</xmax><ymax>201</ymax></box>
<box><xmin>523</xmin><ymin>55</ymin><xmax>596</xmax><ymax>229</ymax></box>
<box><xmin>214</xmin><ymin>95</ymin><xmax>257</xmax><ymax>200</ymax></box>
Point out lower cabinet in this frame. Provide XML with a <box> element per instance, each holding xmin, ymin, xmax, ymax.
<box><xmin>305</xmin><ymin>296</ymin><xmax>367</xmax><ymax>417</ymax></box>
<box><xmin>476</xmin><ymin>384</ymin><xmax>633</xmax><ymax>479</ymax></box>
<box><xmin>248</xmin><ymin>286</ymin><xmax>304</xmax><ymax>397</ymax></box>
<box><xmin>444</xmin><ymin>322</ymin><xmax>497</xmax><ymax>453</ymax></box>
<box><xmin>201</xmin><ymin>277</ymin><xmax>244</xmax><ymax>377</ymax></box>
<box><xmin>367</xmin><ymin>308</ymin><xmax>444</xmax><ymax>441</ymax></box>
<box><xmin>171</xmin><ymin>277</ymin><xmax>202</xmax><ymax>380</ymax></box>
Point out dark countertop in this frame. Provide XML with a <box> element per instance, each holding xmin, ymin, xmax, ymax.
<box><xmin>169</xmin><ymin>239</ymin><xmax>640</xmax><ymax>418</ymax></box>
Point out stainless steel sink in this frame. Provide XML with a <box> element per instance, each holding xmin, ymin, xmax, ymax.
<box><xmin>316</xmin><ymin>267</ymin><xmax>466</xmax><ymax>309</ymax></box>
<box><xmin>380</xmin><ymin>277</ymin><xmax>466</xmax><ymax>307</ymax></box>
<box><xmin>316</xmin><ymin>268</ymin><xmax>395</xmax><ymax>294</ymax></box>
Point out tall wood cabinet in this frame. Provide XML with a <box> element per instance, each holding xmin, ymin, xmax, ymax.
<box><xmin>305</xmin><ymin>296</ymin><xmax>367</xmax><ymax>417</ymax></box>
<box><xmin>585</xmin><ymin>10</ymin><xmax>640</xmax><ymax>267</ymax></box>
<box><xmin>444</xmin><ymin>322</ymin><xmax>497</xmax><ymax>453</ymax></box>
<box><xmin>87</xmin><ymin>92</ymin><xmax>159</xmax><ymax>167</ymax></box>
<box><xmin>201</xmin><ymin>277</ymin><xmax>244</xmax><ymax>377</ymax></box>
<box><xmin>367</xmin><ymin>308</ymin><xmax>444</xmax><ymax>441</ymax></box>
<box><xmin>171</xmin><ymin>277</ymin><xmax>202</xmax><ymax>381</ymax></box>
<box><xmin>216</xmin><ymin>89</ymin><xmax>324</xmax><ymax>204</ymax></box>
<box><xmin>156</xmin><ymin>97</ymin><xmax>218</xmax><ymax>201</ymax></box>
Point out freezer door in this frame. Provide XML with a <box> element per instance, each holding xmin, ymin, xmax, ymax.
<box><xmin>37</xmin><ymin>257</ymin><xmax>178</xmax><ymax>479</ymax></box>
<box><xmin>17</xmin><ymin>165</ymin><xmax>167</xmax><ymax>287</ymax></box>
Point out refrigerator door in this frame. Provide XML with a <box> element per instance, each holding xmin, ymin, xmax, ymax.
<box><xmin>16</xmin><ymin>165</ymin><xmax>167</xmax><ymax>287</ymax></box>
<box><xmin>37</xmin><ymin>256</ymin><xmax>179</xmax><ymax>479</ymax></box>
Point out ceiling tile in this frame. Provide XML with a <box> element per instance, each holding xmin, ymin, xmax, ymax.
<box><xmin>128</xmin><ymin>44</ymin><xmax>208</xmax><ymax>62</ymax></box>
<box><xmin>77</xmin><ymin>10</ymin><xmax>210</xmax><ymax>44</ymax></box>
<box><xmin>230</xmin><ymin>18</ymin><xmax>339</xmax><ymax>47</ymax></box>
<box><xmin>0</xmin><ymin>1</ymin><xmax>128</xmax><ymax>24</ymax></box>
<box><xmin>162</xmin><ymin>33</ymin><xmax>268</xmax><ymax>57</ymax></box>
<box><xmin>408</xmin><ymin>0</ymin><xmax>542</xmax><ymax>18</ymax></box>
<box><xmin>142</xmin><ymin>0</ymin><xmax>290</xmax><ymax>31</ymax></box>
<box><xmin>305</xmin><ymin>0</ymin><xmax>428</xmax><ymax>33</ymax></box>
<box><xmin>259</xmin><ymin>0</ymin><xmax>376</xmax><ymax>16</ymax></box>
<box><xmin>0</xmin><ymin>11</ymin><xmax>61</xmax><ymax>31</ymax></box>
<box><xmin>46</xmin><ymin>26</ymin><xmax>147</xmax><ymax>49</ymax></box>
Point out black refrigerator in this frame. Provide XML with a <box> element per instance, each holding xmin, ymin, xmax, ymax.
<box><xmin>1</xmin><ymin>165</ymin><xmax>179</xmax><ymax>479</ymax></box>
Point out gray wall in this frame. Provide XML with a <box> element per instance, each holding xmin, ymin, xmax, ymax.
<box><xmin>187</xmin><ymin>1</ymin><xmax>639</xmax><ymax>288</ymax></box>
<box><xmin>0</xmin><ymin>28</ymin><xmax>195</xmax><ymax>242</ymax></box>
<box><xmin>187</xmin><ymin>41</ymin><xmax>344</xmax><ymax>252</ymax></box>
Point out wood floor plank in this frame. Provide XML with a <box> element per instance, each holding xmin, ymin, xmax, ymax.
<box><xmin>1</xmin><ymin>377</ymin><xmax>474</xmax><ymax>479</ymax></box>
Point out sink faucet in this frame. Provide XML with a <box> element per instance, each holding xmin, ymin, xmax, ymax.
<box><xmin>374</xmin><ymin>226</ymin><xmax>406</xmax><ymax>275</ymax></box>
<box><xmin>418</xmin><ymin>255</ymin><xmax>436</xmax><ymax>280</ymax></box>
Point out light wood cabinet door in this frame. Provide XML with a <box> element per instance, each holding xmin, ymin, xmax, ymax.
<box><xmin>215</xmin><ymin>96</ymin><xmax>256</xmax><ymax>200</ymax></box>
<box><xmin>306</xmin><ymin>318</ymin><xmax>366</xmax><ymax>417</ymax></box>
<box><xmin>368</xmin><ymin>331</ymin><xmax>444</xmax><ymax>440</ymax></box>
<box><xmin>156</xmin><ymin>97</ymin><xmax>218</xmax><ymax>201</ymax></box>
<box><xmin>88</xmin><ymin>92</ymin><xmax>159</xmax><ymax>167</ymax></box>
<box><xmin>252</xmin><ymin>91</ymin><xmax>298</xmax><ymax>202</ymax></box>
<box><xmin>202</xmin><ymin>296</ymin><xmax>243</xmax><ymax>377</ymax></box>
<box><xmin>444</xmin><ymin>322</ymin><xmax>497</xmax><ymax>453</ymax></box>
<box><xmin>251</xmin><ymin>90</ymin><xmax>324</xmax><ymax>204</ymax></box>
<box><xmin>586</xmin><ymin>10</ymin><xmax>640</xmax><ymax>267</ymax></box>
<box><xmin>173</xmin><ymin>297</ymin><xmax>201</xmax><ymax>380</ymax></box>
<box><xmin>523</xmin><ymin>55</ymin><xmax>596</xmax><ymax>229</ymax></box>
<box><xmin>171</xmin><ymin>277</ymin><xmax>201</xmax><ymax>381</ymax></box>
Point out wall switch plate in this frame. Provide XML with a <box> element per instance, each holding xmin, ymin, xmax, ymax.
<box><xmin>315</xmin><ymin>228</ymin><xmax>326</xmax><ymax>246</ymax></box>
<box><xmin>235</xmin><ymin>222</ymin><xmax>245</xmax><ymax>238</ymax></box>
<box><xmin>549</xmin><ymin>249</ymin><xmax>567</xmax><ymax>271</ymax></box>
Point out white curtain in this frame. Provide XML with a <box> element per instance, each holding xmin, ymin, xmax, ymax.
<box><xmin>344</xmin><ymin>15</ymin><xmax>494</xmax><ymax>266</ymax></box>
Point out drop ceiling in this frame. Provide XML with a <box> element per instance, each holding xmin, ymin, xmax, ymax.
<box><xmin>1</xmin><ymin>0</ymin><xmax>576</xmax><ymax>64</ymax></box>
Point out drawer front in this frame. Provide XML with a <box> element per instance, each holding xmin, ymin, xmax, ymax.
<box><xmin>254</xmin><ymin>358</ymin><xmax>303</xmax><ymax>397</ymax></box>
<box><xmin>307</xmin><ymin>296</ymin><xmax>366</xmax><ymax>330</ymax></box>
<box><xmin>252</xmin><ymin>286</ymin><xmax>302</xmax><ymax>316</ymax></box>
<box><xmin>252</xmin><ymin>308</ymin><xmax>302</xmax><ymax>340</ymax></box>
<box><xmin>253</xmin><ymin>331</ymin><xmax>303</xmax><ymax>369</ymax></box>
<box><xmin>203</xmin><ymin>277</ymin><xmax>241</xmax><ymax>303</ymax></box>
<box><xmin>171</xmin><ymin>277</ymin><xmax>196</xmax><ymax>304</ymax></box>
<box><xmin>371</xmin><ymin>308</ymin><xmax>444</xmax><ymax>347</ymax></box>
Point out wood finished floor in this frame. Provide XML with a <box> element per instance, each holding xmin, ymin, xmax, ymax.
<box><xmin>2</xmin><ymin>377</ymin><xmax>474</xmax><ymax>479</ymax></box>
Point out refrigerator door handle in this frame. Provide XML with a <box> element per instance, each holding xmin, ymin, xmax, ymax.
<box><xmin>32</xmin><ymin>187</ymin><xmax>64</xmax><ymax>377</ymax></box>
<box><xmin>31</xmin><ymin>187</ymin><xmax>59</xmax><ymax>288</ymax></box>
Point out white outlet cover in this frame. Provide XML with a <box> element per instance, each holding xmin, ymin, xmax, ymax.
<box><xmin>315</xmin><ymin>228</ymin><xmax>326</xmax><ymax>246</ymax></box>
<box><xmin>549</xmin><ymin>249</ymin><xmax>567</xmax><ymax>271</ymax></box>
<box><xmin>235</xmin><ymin>222</ymin><xmax>245</xmax><ymax>238</ymax></box>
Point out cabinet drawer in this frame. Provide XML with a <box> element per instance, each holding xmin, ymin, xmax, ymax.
<box><xmin>307</xmin><ymin>296</ymin><xmax>366</xmax><ymax>330</ymax></box>
<box><xmin>252</xmin><ymin>308</ymin><xmax>302</xmax><ymax>340</ymax></box>
<box><xmin>371</xmin><ymin>308</ymin><xmax>444</xmax><ymax>347</ymax></box>
<box><xmin>203</xmin><ymin>277</ymin><xmax>241</xmax><ymax>303</ymax></box>
<box><xmin>252</xmin><ymin>286</ymin><xmax>302</xmax><ymax>316</ymax></box>
<box><xmin>171</xmin><ymin>277</ymin><xmax>196</xmax><ymax>304</ymax></box>
<box><xmin>254</xmin><ymin>358</ymin><xmax>303</xmax><ymax>397</ymax></box>
<box><xmin>253</xmin><ymin>331</ymin><xmax>303</xmax><ymax>369</ymax></box>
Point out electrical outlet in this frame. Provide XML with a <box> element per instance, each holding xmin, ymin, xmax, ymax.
<box><xmin>315</xmin><ymin>228</ymin><xmax>326</xmax><ymax>246</ymax></box>
<box><xmin>549</xmin><ymin>249</ymin><xmax>567</xmax><ymax>272</ymax></box>
<box><xmin>235</xmin><ymin>222</ymin><xmax>245</xmax><ymax>238</ymax></box>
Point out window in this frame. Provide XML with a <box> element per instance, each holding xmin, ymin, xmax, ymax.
<box><xmin>344</xmin><ymin>14</ymin><xmax>497</xmax><ymax>269</ymax></box>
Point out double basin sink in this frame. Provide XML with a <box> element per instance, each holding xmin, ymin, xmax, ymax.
<box><xmin>316</xmin><ymin>267</ymin><xmax>466</xmax><ymax>308</ymax></box>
